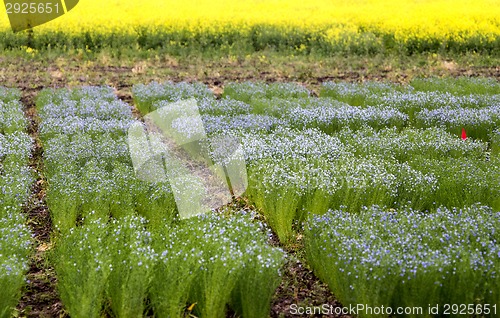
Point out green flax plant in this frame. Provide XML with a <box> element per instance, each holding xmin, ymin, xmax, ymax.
<box><xmin>222</xmin><ymin>81</ymin><xmax>310</xmax><ymax>104</ymax></box>
<box><xmin>337</xmin><ymin>126</ymin><xmax>489</xmax><ymax>162</ymax></box>
<box><xmin>319</xmin><ymin>81</ymin><xmax>407</xmax><ymax>106</ymax></box>
<box><xmin>490</xmin><ymin>129</ymin><xmax>499</xmax><ymax>157</ymax></box>
<box><xmin>407</xmin><ymin>155</ymin><xmax>499</xmax><ymax>210</ymax></box>
<box><xmin>106</xmin><ymin>215</ymin><xmax>156</xmax><ymax>318</ymax></box>
<box><xmin>230</xmin><ymin>242</ymin><xmax>285</xmax><ymax>318</ymax></box>
<box><xmin>0</xmin><ymin>101</ymin><xmax>28</xmax><ymax>133</ymax></box>
<box><xmin>132</xmin><ymin>81</ymin><xmax>214</xmax><ymax>114</ymax></box>
<box><xmin>0</xmin><ymin>209</ymin><xmax>32</xmax><ymax>318</ymax></box>
<box><xmin>53</xmin><ymin>217</ymin><xmax>111</xmax><ymax>318</ymax></box>
<box><xmin>410</xmin><ymin>77</ymin><xmax>500</xmax><ymax>95</ymax></box>
<box><xmin>0</xmin><ymin>87</ymin><xmax>32</xmax><ymax>318</ymax></box>
<box><xmin>151</xmin><ymin>212</ymin><xmax>285</xmax><ymax>318</ymax></box>
<box><xmin>304</xmin><ymin>205</ymin><xmax>500</xmax><ymax>318</ymax></box>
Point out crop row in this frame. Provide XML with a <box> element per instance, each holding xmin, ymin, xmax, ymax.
<box><xmin>134</xmin><ymin>80</ymin><xmax>500</xmax><ymax>142</ymax></box>
<box><xmin>37</xmin><ymin>87</ymin><xmax>143</xmax><ymax>231</ymax></box>
<box><xmin>0</xmin><ymin>88</ymin><xmax>33</xmax><ymax>318</ymax></box>
<box><xmin>52</xmin><ymin>211</ymin><xmax>285</xmax><ymax>318</ymax></box>
<box><xmin>304</xmin><ymin>204</ymin><xmax>500</xmax><ymax>317</ymax></box>
<box><xmin>37</xmin><ymin>87</ymin><xmax>285</xmax><ymax>318</ymax></box>
<box><xmin>244</xmin><ymin>128</ymin><xmax>498</xmax><ymax>242</ymax></box>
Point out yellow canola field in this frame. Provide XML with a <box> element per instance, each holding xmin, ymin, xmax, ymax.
<box><xmin>1</xmin><ymin>0</ymin><xmax>499</xmax><ymax>45</ymax></box>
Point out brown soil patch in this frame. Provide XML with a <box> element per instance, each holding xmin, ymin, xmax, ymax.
<box><xmin>17</xmin><ymin>92</ymin><xmax>64</xmax><ymax>318</ymax></box>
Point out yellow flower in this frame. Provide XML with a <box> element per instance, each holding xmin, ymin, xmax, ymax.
<box><xmin>0</xmin><ymin>0</ymin><xmax>497</xmax><ymax>49</ymax></box>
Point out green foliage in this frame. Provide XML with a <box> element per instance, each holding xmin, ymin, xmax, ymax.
<box><xmin>223</xmin><ymin>82</ymin><xmax>310</xmax><ymax>104</ymax></box>
<box><xmin>149</xmin><ymin>235</ymin><xmax>199</xmax><ymax>318</ymax></box>
<box><xmin>106</xmin><ymin>215</ymin><xmax>155</xmax><ymax>318</ymax></box>
<box><xmin>491</xmin><ymin>129</ymin><xmax>500</xmax><ymax>157</ymax></box>
<box><xmin>410</xmin><ymin>77</ymin><xmax>500</xmax><ymax>95</ymax></box>
<box><xmin>151</xmin><ymin>212</ymin><xmax>285</xmax><ymax>318</ymax></box>
<box><xmin>53</xmin><ymin>218</ymin><xmax>111</xmax><ymax>318</ymax></box>
<box><xmin>337</xmin><ymin>126</ymin><xmax>489</xmax><ymax>162</ymax></box>
<box><xmin>319</xmin><ymin>81</ymin><xmax>407</xmax><ymax>106</ymax></box>
<box><xmin>2</xmin><ymin>24</ymin><xmax>500</xmax><ymax>56</ymax></box>
<box><xmin>246</xmin><ymin>154</ymin><xmax>421</xmax><ymax>243</ymax></box>
<box><xmin>132</xmin><ymin>81</ymin><xmax>214</xmax><ymax>114</ymax></box>
<box><xmin>282</xmin><ymin>98</ymin><xmax>409</xmax><ymax>133</ymax></box>
<box><xmin>38</xmin><ymin>87</ymin><xmax>178</xmax><ymax>233</ymax></box>
<box><xmin>406</xmin><ymin>155</ymin><xmax>499</xmax><ymax>210</ymax></box>
<box><xmin>0</xmin><ymin>134</ymin><xmax>34</xmax><ymax>208</ymax></box>
<box><xmin>304</xmin><ymin>205</ymin><xmax>500</xmax><ymax>318</ymax></box>
<box><xmin>134</xmin><ymin>181</ymin><xmax>177</xmax><ymax>231</ymax></box>
<box><xmin>230</xmin><ymin>244</ymin><xmax>285</xmax><ymax>318</ymax></box>
<box><xmin>36</xmin><ymin>86</ymin><xmax>116</xmax><ymax>108</ymax></box>
<box><xmin>0</xmin><ymin>209</ymin><xmax>32</xmax><ymax>318</ymax></box>
<box><xmin>245</xmin><ymin>159</ymin><xmax>308</xmax><ymax>243</ymax></box>
<box><xmin>413</xmin><ymin>106</ymin><xmax>499</xmax><ymax>142</ymax></box>
<box><xmin>30</xmin><ymin>81</ymin><xmax>500</xmax><ymax>317</ymax></box>
<box><xmin>0</xmin><ymin>101</ymin><xmax>28</xmax><ymax>133</ymax></box>
<box><xmin>244</xmin><ymin>122</ymin><xmax>497</xmax><ymax>244</ymax></box>
<box><xmin>0</xmin><ymin>87</ymin><xmax>22</xmax><ymax>103</ymax></box>
<box><xmin>0</xmin><ymin>87</ymin><xmax>32</xmax><ymax>318</ymax></box>
<box><xmin>54</xmin><ymin>216</ymin><xmax>156</xmax><ymax>318</ymax></box>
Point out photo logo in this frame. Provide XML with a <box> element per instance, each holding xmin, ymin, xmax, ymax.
<box><xmin>127</xmin><ymin>99</ymin><xmax>248</xmax><ymax>219</ymax></box>
<box><xmin>4</xmin><ymin>0</ymin><xmax>79</xmax><ymax>32</ymax></box>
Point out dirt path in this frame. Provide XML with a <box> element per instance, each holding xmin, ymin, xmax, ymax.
<box><xmin>17</xmin><ymin>91</ymin><xmax>63</xmax><ymax>317</ymax></box>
